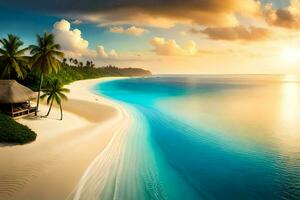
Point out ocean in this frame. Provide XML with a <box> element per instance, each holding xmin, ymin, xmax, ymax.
<box><xmin>75</xmin><ymin>75</ymin><xmax>300</xmax><ymax>200</ymax></box>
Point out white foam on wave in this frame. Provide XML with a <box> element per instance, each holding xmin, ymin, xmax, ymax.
<box><xmin>66</xmin><ymin>104</ymin><xmax>167</xmax><ymax>200</ymax></box>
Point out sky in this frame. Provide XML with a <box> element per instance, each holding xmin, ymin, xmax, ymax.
<box><xmin>0</xmin><ymin>0</ymin><xmax>300</xmax><ymax>74</ymax></box>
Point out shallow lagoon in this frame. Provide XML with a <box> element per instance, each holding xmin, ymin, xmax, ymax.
<box><xmin>91</xmin><ymin>75</ymin><xmax>300</xmax><ymax>200</ymax></box>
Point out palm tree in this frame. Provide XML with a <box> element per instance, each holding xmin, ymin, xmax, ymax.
<box><xmin>41</xmin><ymin>79</ymin><xmax>69</xmax><ymax>120</ymax></box>
<box><xmin>73</xmin><ymin>59</ymin><xmax>78</xmax><ymax>66</ymax></box>
<box><xmin>62</xmin><ymin>58</ymin><xmax>67</xmax><ymax>65</ymax></box>
<box><xmin>0</xmin><ymin>34</ymin><xmax>29</xmax><ymax>79</ymax></box>
<box><xmin>86</xmin><ymin>60</ymin><xmax>90</xmax><ymax>67</ymax></box>
<box><xmin>29</xmin><ymin>32</ymin><xmax>64</xmax><ymax>116</ymax></box>
<box><xmin>90</xmin><ymin>61</ymin><xmax>95</xmax><ymax>68</ymax></box>
<box><xmin>79</xmin><ymin>62</ymin><xmax>83</xmax><ymax>67</ymax></box>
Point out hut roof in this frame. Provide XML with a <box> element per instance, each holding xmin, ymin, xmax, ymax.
<box><xmin>0</xmin><ymin>80</ymin><xmax>37</xmax><ymax>103</ymax></box>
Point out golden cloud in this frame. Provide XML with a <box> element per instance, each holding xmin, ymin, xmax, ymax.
<box><xmin>150</xmin><ymin>37</ymin><xmax>198</xmax><ymax>56</ymax></box>
<box><xmin>195</xmin><ymin>26</ymin><xmax>272</xmax><ymax>41</ymax></box>
<box><xmin>264</xmin><ymin>0</ymin><xmax>300</xmax><ymax>29</ymax></box>
<box><xmin>72</xmin><ymin>0</ymin><xmax>262</xmax><ymax>28</ymax></box>
<box><xmin>109</xmin><ymin>26</ymin><xmax>147</xmax><ymax>36</ymax></box>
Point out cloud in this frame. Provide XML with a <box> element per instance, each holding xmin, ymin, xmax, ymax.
<box><xmin>263</xmin><ymin>0</ymin><xmax>300</xmax><ymax>29</ymax></box>
<box><xmin>109</xmin><ymin>26</ymin><xmax>147</xmax><ymax>36</ymax></box>
<box><xmin>109</xmin><ymin>27</ymin><xmax>124</xmax><ymax>34</ymax></box>
<box><xmin>96</xmin><ymin>46</ymin><xmax>118</xmax><ymax>59</ymax></box>
<box><xmin>3</xmin><ymin>0</ymin><xmax>261</xmax><ymax>28</ymax></box>
<box><xmin>150</xmin><ymin>37</ymin><xmax>198</xmax><ymax>56</ymax></box>
<box><xmin>126</xmin><ymin>26</ymin><xmax>147</xmax><ymax>36</ymax></box>
<box><xmin>72</xmin><ymin>19</ymin><xmax>82</xmax><ymax>24</ymax></box>
<box><xmin>51</xmin><ymin>19</ymin><xmax>144</xmax><ymax>63</ymax></box>
<box><xmin>82</xmin><ymin>0</ymin><xmax>261</xmax><ymax>28</ymax></box>
<box><xmin>52</xmin><ymin>19</ymin><xmax>95</xmax><ymax>57</ymax></box>
<box><xmin>179</xmin><ymin>31</ymin><xmax>188</xmax><ymax>36</ymax></box>
<box><xmin>196</xmin><ymin>26</ymin><xmax>272</xmax><ymax>41</ymax></box>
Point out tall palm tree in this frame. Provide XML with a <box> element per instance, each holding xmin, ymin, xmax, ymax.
<box><xmin>62</xmin><ymin>58</ymin><xmax>67</xmax><ymax>65</ymax></box>
<box><xmin>0</xmin><ymin>34</ymin><xmax>29</xmax><ymax>79</ymax></box>
<box><xmin>73</xmin><ymin>59</ymin><xmax>78</xmax><ymax>66</ymax></box>
<box><xmin>29</xmin><ymin>32</ymin><xmax>64</xmax><ymax>116</ymax></box>
<box><xmin>86</xmin><ymin>60</ymin><xmax>90</xmax><ymax>67</ymax></box>
<box><xmin>41</xmin><ymin>79</ymin><xmax>69</xmax><ymax>120</ymax></box>
<box><xmin>90</xmin><ymin>61</ymin><xmax>95</xmax><ymax>68</ymax></box>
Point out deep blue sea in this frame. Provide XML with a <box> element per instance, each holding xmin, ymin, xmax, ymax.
<box><xmin>75</xmin><ymin>75</ymin><xmax>300</xmax><ymax>200</ymax></box>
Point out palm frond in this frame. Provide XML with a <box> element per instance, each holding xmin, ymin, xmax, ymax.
<box><xmin>0</xmin><ymin>34</ymin><xmax>29</xmax><ymax>79</ymax></box>
<box><xmin>40</xmin><ymin>93</ymin><xmax>48</xmax><ymax>99</ymax></box>
<box><xmin>29</xmin><ymin>33</ymin><xmax>63</xmax><ymax>76</ymax></box>
<box><xmin>54</xmin><ymin>94</ymin><xmax>61</xmax><ymax>104</ymax></box>
<box><xmin>16</xmin><ymin>47</ymin><xmax>30</xmax><ymax>56</ymax></box>
<box><xmin>58</xmin><ymin>92</ymin><xmax>68</xmax><ymax>100</ymax></box>
<box><xmin>46</xmin><ymin>95</ymin><xmax>53</xmax><ymax>105</ymax></box>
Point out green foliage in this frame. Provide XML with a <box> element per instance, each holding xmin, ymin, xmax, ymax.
<box><xmin>42</xmin><ymin>78</ymin><xmax>69</xmax><ymax>105</ymax></box>
<box><xmin>0</xmin><ymin>34</ymin><xmax>30</xmax><ymax>79</ymax></box>
<box><xmin>41</xmin><ymin>78</ymin><xmax>70</xmax><ymax>119</ymax></box>
<box><xmin>29</xmin><ymin>32</ymin><xmax>65</xmax><ymax>115</ymax></box>
<box><xmin>22</xmin><ymin>64</ymin><xmax>152</xmax><ymax>91</ymax></box>
<box><xmin>29</xmin><ymin>32</ymin><xmax>64</xmax><ymax>75</ymax></box>
<box><xmin>0</xmin><ymin>33</ymin><xmax>151</xmax><ymax>92</ymax></box>
<box><xmin>0</xmin><ymin>114</ymin><xmax>37</xmax><ymax>144</ymax></box>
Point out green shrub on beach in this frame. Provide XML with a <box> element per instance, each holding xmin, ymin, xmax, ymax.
<box><xmin>0</xmin><ymin>114</ymin><xmax>37</xmax><ymax>144</ymax></box>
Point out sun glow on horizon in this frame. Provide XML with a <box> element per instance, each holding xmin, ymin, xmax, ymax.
<box><xmin>281</xmin><ymin>47</ymin><xmax>300</xmax><ymax>63</ymax></box>
<box><xmin>283</xmin><ymin>74</ymin><xmax>299</xmax><ymax>82</ymax></box>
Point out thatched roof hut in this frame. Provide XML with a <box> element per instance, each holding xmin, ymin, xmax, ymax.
<box><xmin>0</xmin><ymin>80</ymin><xmax>36</xmax><ymax>104</ymax></box>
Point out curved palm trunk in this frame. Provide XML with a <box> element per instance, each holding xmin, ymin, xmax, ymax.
<box><xmin>45</xmin><ymin>98</ymin><xmax>54</xmax><ymax>117</ymax></box>
<box><xmin>59</xmin><ymin>103</ymin><xmax>63</xmax><ymax>120</ymax></box>
<box><xmin>35</xmin><ymin>73</ymin><xmax>43</xmax><ymax>116</ymax></box>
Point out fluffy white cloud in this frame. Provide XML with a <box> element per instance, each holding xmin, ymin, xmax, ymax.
<box><xmin>97</xmin><ymin>46</ymin><xmax>118</xmax><ymax>59</ymax></box>
<box><xmin>150</xmin><ymin>37</ymin><xmax>198</xmax><ymax>56</ymax></box>
<box><xmin>52</xmin><ymin>19</ymin><xmax>95</xmax><ymax>57</ymax></box>
<box><xmin>109</xmin><ymin>26</ymin><xmax>147</xmax><ymax>36</ymax></box>
<box><xmin>52</xmin><ymin>19</ymin><xmax>121</xmax><ymax>60</ymax></box>
<box><xmin>109</xmin><ymin>49</ymin><xmax>118</xmax><ymax>57</ymax></box>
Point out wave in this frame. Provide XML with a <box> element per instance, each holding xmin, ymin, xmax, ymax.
<box><xmin>67</xmin><ymin>105</ymin><xmax>168</xmax><ymax>200</ymax></box>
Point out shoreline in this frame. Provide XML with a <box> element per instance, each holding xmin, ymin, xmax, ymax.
<box><xmin>0</xmin><ymin>77</ymin><xmax>131</xmax><ymax>200</ymax></box>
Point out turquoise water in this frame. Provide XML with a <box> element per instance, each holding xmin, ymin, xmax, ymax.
<box><xmin>83</xmin><ymin>75</ymin><xmax>300</xmax><ymax>200</ymax></box>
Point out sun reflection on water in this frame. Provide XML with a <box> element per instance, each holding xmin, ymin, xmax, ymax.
<box><xmin>283</xmin><ymin>74</ymin><xmax>299</xmax><ymax>82</ymax></box>
<box><xmin>277</xmin><ymin>75</ymin><xmax>300</xmax><ymax>155</ymax></box>
<box><xmin>281</xmin><ymin>75</ymin><xmax>300</xmax><ymax>124</ymax></box>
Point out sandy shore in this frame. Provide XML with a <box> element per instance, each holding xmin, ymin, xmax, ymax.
<box><xmin>0</xmin><ymin>77</ymin><xmax>131</xmax><ymax>200</ymax></box>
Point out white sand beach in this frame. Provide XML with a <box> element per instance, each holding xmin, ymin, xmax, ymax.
<box><xmin>0</xmin><ymin>78</ymin><xmax>131</xmax><ymax>200</ymax></box>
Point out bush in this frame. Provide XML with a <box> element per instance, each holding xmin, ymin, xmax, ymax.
<box><xmin>0</xmin><ymin>114</ymin><xmax>37</xmax><ymax>144</ymax></box>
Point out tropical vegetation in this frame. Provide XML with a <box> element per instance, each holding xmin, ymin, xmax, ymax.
<box><xmin>0</xmin><ymin>34</ymin><xmax>30</xmax><ymax>79</ymax></box>
<box><xmin>29</xmin><ymin>32</ymin><xmax>64</xmax><ymax>116</ymax></box>
<box><xmin>0</xmin><ymin>113</ymin><xmax>37</xmax><ymax>144</ymax></box>
<box><xmin>0</xmin><ymin>32</ymin><xmax>151</xmax><ymax>144</ymax></box>
<box><xmin>41</xmin><ymin>79</ymin><xmax>69</xmax><ymax>120</ymax></box>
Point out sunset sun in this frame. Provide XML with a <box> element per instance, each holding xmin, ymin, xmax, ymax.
<box><xmin>282</xmin><ymin>47</ymin><xmax>300</xmax><ymax>62</ymax></box>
